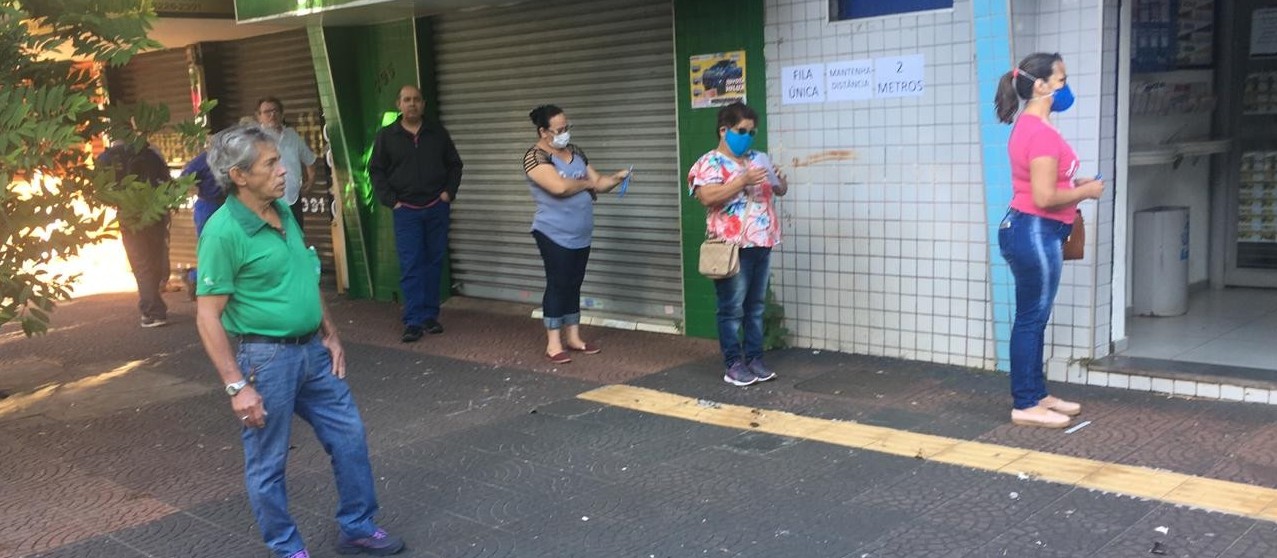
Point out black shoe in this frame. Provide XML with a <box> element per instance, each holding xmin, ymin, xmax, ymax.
<box><xmin>401</xmin><ymin>325</ymin><xmax>424</xmax><ymax>343</ymax></box>
<box><xmin>423</xmin><ymin>319</ymin><xmax>444</xmax><ymax>335</ymax></box>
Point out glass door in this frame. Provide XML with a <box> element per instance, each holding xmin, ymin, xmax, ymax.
<box><xmin>1227</xmin><ymin>0</ymin><xmax>1277</xmax><ymax>286</ymax></box>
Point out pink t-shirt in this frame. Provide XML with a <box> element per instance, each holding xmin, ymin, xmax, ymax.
<box><xmin>1008</xmin><ymin>115</ymin><xmax>1079</xmax><ymax>224</ymax></box>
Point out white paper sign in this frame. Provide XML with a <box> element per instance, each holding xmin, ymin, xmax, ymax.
<box><xmin>874</xmin><ymin>54</ymin><xmax>925</xmax><ymax>98</ymax></box>
<box><xmin>1252</xmin><ymin>8</ymin><xmax>1277</xmax><ymax>56</ymax></box>
<box><xmin>826</xmin><ymin>59</ymin><xmax>875</xmax><ymax>102</ymax></box>
<box><xmin>782</xmin><ymin>63</ymin><xmax>825</xmax><ymax>105</ymax></box>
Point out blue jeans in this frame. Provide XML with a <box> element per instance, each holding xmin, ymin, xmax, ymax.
<box><xmin>998</xmin><ymin>209</ymin><xmax>1071</xmax><ymax>410</ymax></box>
<box><xmin>237</xmin><ymin>337</ymin><xmax>379</xmax><ymax>557</ymax></box>
<box><xmin>532</xmin><ymin>230</ymin><xmax>590</xmax><ymax>330</ymax></box>
<box><xmin>714</xmin><ymin>247</ymin><xmax>771</xmax><ymax>368</ymax></box>
<box><xmin>393</xmin><ymin>202</ymin><xmax>450</xmax><ymax>326</ymax></box>
<box><xmin>190</xmin><ymin>198</ymin><xmax>222</xmax><ymax>283</ymax></box>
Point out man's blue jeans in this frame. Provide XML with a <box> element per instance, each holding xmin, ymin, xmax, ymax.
<box><xmin>998</xmin><ymin>209</ymin><xmax>1071</xmax><ymax>410</ymax></box>
<box><xmin>713</xmin><ymin>247</ymin><xmax>771</xmax><ymax>368</ymax></box>
<box><xmin>393</xmin><ymin>202</ymin><xmax>450</xmax><ymax>326</ymax></box>
<box><xmin>237</xmin><ymin>337</ymin><xmax>379</xmax><ymax>557</ymax></box>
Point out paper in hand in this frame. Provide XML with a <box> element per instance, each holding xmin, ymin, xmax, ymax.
<box><xmin>753</xmin><ymin>152</ymin><xmax>781</xmax><ymax>187</ymax></box>
<box><xmin>617</xmin><ymin>165</ymin><xmax>633</xmax><ymax>198</ymax></box>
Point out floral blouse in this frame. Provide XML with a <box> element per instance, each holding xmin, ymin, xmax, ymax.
<box><xmin>687</xmin><ymin>149</ymin><xmax>782</xmax><ymax>248</ymax></box>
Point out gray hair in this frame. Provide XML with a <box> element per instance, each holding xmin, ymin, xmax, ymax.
<box><xmin>207</xmin><ymin>124</ymin><xmax>277</xmax><ymax>194</ymax></box>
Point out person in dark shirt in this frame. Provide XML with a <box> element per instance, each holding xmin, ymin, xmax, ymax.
<box><xmin>97</xmin><ymin>141</ymin><xmax>173</xmax><ymax>328</ymax></box>
<box><xmin>368</xmin><ymin>85</ymin><xmax>464</xmax><ymax>343</ymax></box>
<box><xmin>180</xmin><ymin>149</ymin><xmax>225</xmax><ymax>300</ymax></box>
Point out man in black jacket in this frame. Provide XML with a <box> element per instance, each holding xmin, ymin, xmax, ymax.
<box><xmin>98</xmin><ymin>141</ymin><xmax>173</xmax><ymax>328</ymax></box>
<box><xmin>368</xmin><ymin>85</ymin><xmax>464</xmax><ymax>343</ymax></box>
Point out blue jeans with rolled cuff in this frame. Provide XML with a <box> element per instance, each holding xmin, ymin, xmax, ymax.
<box><xmin>236</xmin><ymin>336</ymin><xmax>380</xmax><ymax>557</ymax></box>
<box><xmin>533</xmin><ymin>230</ymin><xmax>591</xmax><ymax>330</ymax></box>
<box><xmin>713</xmin><ymin>247</ymin><xmax>771</xmax><ymax>368</ymax></box>
<box><xmin>998</xmin><ymin>208</ymin><xmax>1071</xmax><ymax>410</ymax></box>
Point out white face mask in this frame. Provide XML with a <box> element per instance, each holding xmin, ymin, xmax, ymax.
<box><xmin>550</xmin><ymin>131</ymin><xmax>571</xmax><ymax>149</ymax></box>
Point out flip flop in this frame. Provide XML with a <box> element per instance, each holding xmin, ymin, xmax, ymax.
<box><xmin>546</xmin><ymin>351</ymin><xmax>572</xmax><ymax>364</ymax></box>
<box><xmin>567</xmin><ymin>343</ymin><xmax>601</xmax><ymax>355</ymax></box>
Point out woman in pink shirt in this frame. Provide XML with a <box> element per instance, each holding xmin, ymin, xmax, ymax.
<box><xmin>995</xmin><ymin>53</ymin><xmax>1105</xmax><ymax>428</ymax></box>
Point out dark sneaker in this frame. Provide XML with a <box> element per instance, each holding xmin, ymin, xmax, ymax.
<box><xmin>140</xmin><ymin>317</ymin><xmax>168</xmax><ymax>328</ymax></box>
<box><xmin>401</xmin><ymin>325</ymin><xmax>424</xmax><ymax>343</ymax></box>
<box><xmin>423</xmin><ymin>318</ymin><xmax>444</xmax><ymax>335</ymax></box>
<box><xmin>723</xmin><ymin>361</ymin><xmax>756</xmax><ymax>387</ymax></box>
<box><xmin>747</xmin><ymin>359</ymin><xmax>777</xmax><ymax>382</ymax></box>
<box><xmin>336</xmin><ymin>528</ymin><xmax>405</xmax><ymax>556</ymax></box>
<box><xmin>286</xmin><ymin>550</ymin><xmax>310</xmax><ymax>558</ymax></box>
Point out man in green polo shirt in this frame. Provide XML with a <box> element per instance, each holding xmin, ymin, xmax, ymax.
<box><xmin>195</xmin><ymin>125</ymin><xmax>405</xmax><ymax>558</ymax></box>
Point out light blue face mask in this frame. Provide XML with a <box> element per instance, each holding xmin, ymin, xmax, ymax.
<box><xmin>724</xmin><ymin>128</ymin><xmax>755</xmax><ymax>156</ymax></box>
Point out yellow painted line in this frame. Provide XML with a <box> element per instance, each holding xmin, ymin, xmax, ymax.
<box><xmin>578</xmin><ymin>384</ymin><xmax>1277</xmax><ymax>523</ymax></box>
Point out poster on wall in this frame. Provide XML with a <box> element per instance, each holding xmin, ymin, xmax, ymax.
<box><xmin>1252</xmin><ymin>8</ymin><xmax>1277</xmax><ymax>56</ymax></box>
<box><xmin>874</xmin><ymin>54</ymin><xmax>925</xmax><ymax>98</ymax></box>
<box><xmin>782</xmin><ymin>63</ymin><xmax>826</xmax><ymax>105</ymax></box>
<box><xmin>826</xmin><ymin>59</ymin><xmax>875</xmax><ymax>102</ymax></box>
<box><xmin>690</xmin><ymin>51</ymin><xmax>746</xmax><ymax>109</ymax></box>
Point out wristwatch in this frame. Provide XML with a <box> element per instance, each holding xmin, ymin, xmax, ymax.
<box><xmin>225</xmin><ymin>379</ymin><xmax>249</xmax><ymax>396</ymax></box>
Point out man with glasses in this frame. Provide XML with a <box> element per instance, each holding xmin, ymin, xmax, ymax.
<box><xmin>369</xmin><ymin>85</ymin><xmax>464</xmax><ymax>343</ymax></box>
<box><xmin>255</xmin><ymin>96</ymin><xmax>317</xmax><ymax>232</ymax></box>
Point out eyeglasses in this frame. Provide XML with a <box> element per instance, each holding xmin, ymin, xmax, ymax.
<box><xmin>547</xmin><ymin>124</ymin><xmax>574</xmax><ymax>135</ymax></box>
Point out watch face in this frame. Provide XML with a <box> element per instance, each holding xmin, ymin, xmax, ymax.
<box><xmin>226</xmin><ymin>382</ymin><xmax>245</xmax><ymax>396</ymax></box>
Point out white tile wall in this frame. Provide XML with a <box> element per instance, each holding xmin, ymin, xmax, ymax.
<box><xmin>1007</xmin><ymin>0</ymin><xmax>1117</xmax><ymax>363</ymax></box>
<box><xmin>765</xmin><ymin>0</ymin><xmax>994</xmax><ymax>367</ymax></box>
<box><xmin>763</xmin><ymin>0</ymin><xmax>1120</xmax><ymax>376</ymax></box>
<box><xmin>1075</xmin><ymin>364</ymin><xmax>1277</xmax><ymax>406</ymax></box>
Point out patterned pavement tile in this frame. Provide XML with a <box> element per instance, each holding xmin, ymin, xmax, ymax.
<box><xmin>24</xmin><ymin>537</ymin><xmax>145</xmax><ymax>558</ymax></box>
<box><xmin>1094</xmin><ymin>504</ymin><xmax>1257</xmax><ymax>558</ymax></box>
<box><xmin>845</xmin><ymin>462</ymin><xmax>999</xmax><ymax>515</ymax></box>
<box><xmin>978</xmin><ymin>489</ymin><xmax>1158</xmax><ymax>556</ymax></box>
<box><xmin>1219</xmin><ymin>523</ymin><xmax>1277</xmax><ymax>558</ymax></box>
<box><xmin>107</xmin><ymin>512</ymin><xmax>262</xmax><ymax>558</ymax></box>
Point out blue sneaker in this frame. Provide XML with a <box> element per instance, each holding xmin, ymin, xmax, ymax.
<box><xmin>723</xmin><ymin>361</ymin><xmax>756</xmax><ymax>387</ymax></box>
<box><xmin>336</xmin><ymin>528</ymin><xmax>405</xmax><ymax>555</ymax></box>
<box><xmin>747</xmin><ymin>359</ymin><xmax>777</xmax><ymax>382</ymax></box>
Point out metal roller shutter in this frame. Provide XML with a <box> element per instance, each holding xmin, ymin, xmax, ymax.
<box><xmin>434</xmin><ymin>0</ymin><xmax>682</xmax><ymax>324</ymax></box>
<box><xmin>209</xmin><ymin>29</ymin><xmax>334</xmax><ymax>277</ymax></box>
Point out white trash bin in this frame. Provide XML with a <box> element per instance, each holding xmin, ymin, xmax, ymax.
<box><xmin>1133</xmin><ymin>206</ymin><xmax>1189</xmax><ymax>317</ymax></box>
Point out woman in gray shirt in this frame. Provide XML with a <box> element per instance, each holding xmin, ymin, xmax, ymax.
<box><xmin>523</xmin><ymin>105</ymin><xmax>629</xmax><ymax>364</ymax></box>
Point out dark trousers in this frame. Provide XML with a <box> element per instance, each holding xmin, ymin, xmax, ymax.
<box><xmin>120</xmin><ymin>218</ymin><xmax>170</xmax><ymax>320</ymax></box>
<box><xmin>532</xmin><ymin>230</ymin><xmax>590</xmax><ymax>330</ymax></box>
<box><xmin>392</xmin><ymin>203</ymin><xmax>450</xmax><ymax>326</ymax></box>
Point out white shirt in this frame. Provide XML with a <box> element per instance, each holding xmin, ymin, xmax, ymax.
<box><xmin>272</xmin><ymin>127</ymin><xmax>317</xmax><ymax>205</ymax></box>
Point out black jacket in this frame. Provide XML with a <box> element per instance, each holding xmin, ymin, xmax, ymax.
<box><xmin>368</xmin><ymin>117</ymin><xmax>464</xmax><ymax>208</ymax></box>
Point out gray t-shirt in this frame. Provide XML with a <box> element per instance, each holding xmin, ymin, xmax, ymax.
<box><xmin>272</xmin><ymin>127</ymin><xmax>318</xmax><ymax>205</ymax></box>
<box><xmin>524</xmin><ymin>144</ymin><xmax>593</xmax><ymax>249</ymax></box>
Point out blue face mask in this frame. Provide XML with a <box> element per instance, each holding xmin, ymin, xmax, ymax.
<box><xmin>1051</xmin><ymin>84</ymin><xmax>1075</xmax><ymax>113</ymax></box>
<box><xmin>725</xmin><ymin>128</ymin><xmax>755</xmax><ymax>157</ymax></box>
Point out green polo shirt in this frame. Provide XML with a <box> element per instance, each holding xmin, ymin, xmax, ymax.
<box><xmin>196</xmin><ymin>195</ymin><xmax>322</xmax><ymax>337</ymax></box>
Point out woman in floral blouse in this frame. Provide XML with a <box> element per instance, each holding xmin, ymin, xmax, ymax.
<box><xmin>688</xmin><ymin>102</ymin><xmax>788</xmax><ymax>386</ymax></box>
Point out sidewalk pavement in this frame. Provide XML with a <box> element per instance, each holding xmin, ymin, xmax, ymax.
<box><xmin>1</xmin><ymin>291</ymin><xmax>1276</xmax><ymax>557</ymax></box>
